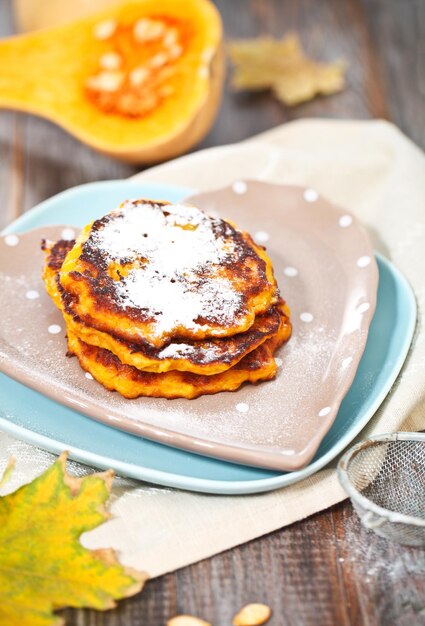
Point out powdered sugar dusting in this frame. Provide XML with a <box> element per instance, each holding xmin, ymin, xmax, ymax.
<box><xmin>89</xmin><ymin>201</ymin><xmax>245</xmax><ymax>335</ymax></box>
<box><xmin>158</xmin><ymin>341</ymin><xmax>223</xmax><ymax>363</ymax></box>
<box><xmin>116</xmin><ymin>269</ymin><xmax>241</xmax><ymax>335</ymax></box>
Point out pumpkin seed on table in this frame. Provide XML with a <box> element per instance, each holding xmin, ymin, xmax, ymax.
<box><xmin>167</xmin><ymin>616</ymin><xmax>211</xmax><ymax>626</ymax></box>
<box><xmin>233</xmin><ymin>603</ymin><xmax>272</xmax><ymax>626</ymax></box>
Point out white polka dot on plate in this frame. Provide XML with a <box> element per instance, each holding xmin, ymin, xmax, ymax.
<box><xmin>357</xmin><ymin>256</ymin><xmax>371</xmax><ymax>268</ymax></box>
<box><xmin>304</xmin><ymin>188</ymin><xmax>319</xmax><ymax>203</ymax></box>
<box><xmin>85</xmin><ymin>372</ymin><xmax>94</xmax><ymax>380</ymax></box>
<box><xmin>4</xmin><ymin>234</ymin><xmax>19</xmax><ymax>247</ymax></box>
<box><xmin>342</xmin><ymin>356</ymin><xmax>353</xmax><ymax>369</ymax></box>
<box><xmin>25</xmin><ymin>290</ymin><xmax>39</xmax><ymax>300</ymax></box>
<box><xmin>300</xmin><ymin>312</ymin><xmax>314</xmax><ymax>323</ymax></box>
<box><xmin>236</xmin><ymin>402</ymin><xmax>249</xmax><ymax>413</ymax></box>
<box><xmin>254</xmin><ymin>230</ymin><xmax>270</xmax><ymax>244</ymax></box>
<box><xmin>48</xmin><ymin>324</ymin><xmax>62</xmax><ymax>335</ymax></box>
<box><xmin>339</xmin><ymin>215</ymin><xmax>353</xmax><ymax>228</ymax></box>
<box><xmin>275</xmin><ymin>357</ymin><xmax>283</xmax><ymax>367</ymax></box>
<box><xmin>61</xmin><ymin>228</ymin><xmax>76</xmax><ymax>240</ymax></box>
<box><xmin>358</xmin><ymin>302</ymin><xmax>370</xmax><ymax>313</ymax></box>
<box><xmin>318</xmin><ymin>406</ymin><xmax>331</xmax><ymax>417</ymax></box>
<box><xmin>232</xmin><ymin>181</ymin><xmax>247</xmax><ymax>195</ymax></box>
<box><xmin>284</xmin><ymin>266</ymin><xmax>298</xmax><ymax>277</ymax></box>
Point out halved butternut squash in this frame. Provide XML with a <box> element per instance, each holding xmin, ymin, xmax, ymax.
<box><xmin>0</xmin><ymin>0</ymin><xmax>224</xmax><ymax>163</ymax></box>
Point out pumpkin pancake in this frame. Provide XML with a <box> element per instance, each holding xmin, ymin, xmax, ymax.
<box><xmin>43</xmin><ymin>239</ymin><xmax>288</xmax><ymax>375</ymax></box>
<box><xmin>66</xmin><ymin>304</ymin><xmax>291</xmax><ymax>399</ymax></box>
<box><xmin>58</xmin><ymin>199</ymin><xmax>278</xmax><ymax>349</ymax></box>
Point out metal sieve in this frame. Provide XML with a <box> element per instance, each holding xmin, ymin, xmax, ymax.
<box><xmin>337</xmin><ymin>432</ymin><xmax>425</xmax><ymax>546</ymax></box>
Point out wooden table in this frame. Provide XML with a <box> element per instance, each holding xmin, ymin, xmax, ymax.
<box><xmin>1</xmin><ymin>1</ymin><xmax>424</xmax><ymax>624</ymax></box>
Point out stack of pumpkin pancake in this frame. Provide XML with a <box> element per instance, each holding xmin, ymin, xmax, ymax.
<box><xmin>42</xmin><ymin>199</ymin><xmax>291</xmax><ymax>399</ymax></box>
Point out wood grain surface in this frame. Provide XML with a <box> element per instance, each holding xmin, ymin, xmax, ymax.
<box><xmin>1</xmin><ymin>0</ymin><xmax>424</xmax><ymax>624</ymax></box>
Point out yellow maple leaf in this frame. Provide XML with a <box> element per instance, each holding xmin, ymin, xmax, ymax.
<box><xmin>0</xmin><ymin>453</ymin><xmax>147</xmax><ymax>626</ymax></box>
<box><xmin>228</xmin><ymin>34</ymin><xmax>346</xmax><ymax>106</ymax></box>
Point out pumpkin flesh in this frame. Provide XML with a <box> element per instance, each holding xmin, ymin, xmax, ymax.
<box><xmin>0</xmin><ymin>0</ymin><xmax>223</xmax><ymax>162</ymax></box>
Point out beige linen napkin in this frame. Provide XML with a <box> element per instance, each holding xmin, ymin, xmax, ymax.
<box><xmin>1</xmin><ymin>119</ymin><xmax>424</xmax><ymax>577</ymax></box>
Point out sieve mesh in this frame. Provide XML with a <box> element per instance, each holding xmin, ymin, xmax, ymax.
<box><xmin>337</xmin><ymin>433</ymin><xmax>425</xmax><ymax>546</ymax></box>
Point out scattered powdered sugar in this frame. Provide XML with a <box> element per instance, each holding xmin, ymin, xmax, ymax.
<box><xmin>90</xmin><ymin>201</ymin><xmax>245</xmax><ymax>334</ymax></box>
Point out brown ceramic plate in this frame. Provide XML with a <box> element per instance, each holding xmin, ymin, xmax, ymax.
<box><xmin>0</xmin><ymin>181</ymin><xmax>378</xmax><ymax>471</ymax></box>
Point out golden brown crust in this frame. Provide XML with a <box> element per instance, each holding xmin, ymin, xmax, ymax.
<box><xmin>58</xmin><ymin>200</ymin><xmax>278</xmax><ymax>348</ymax></box>
<box><xmin>41</xmin><ymin>199</ymin><xmax>291</xmax><ymax>400</ymax></box>
<box><xmin>66</xmin><ymin>305</ymin><xmax>291</xmax><ymax>399</ymax></box>
<box><xmin>43</xmin><ymin>238</ymin><xmax>287</xmax><ymax>375</ymax></box>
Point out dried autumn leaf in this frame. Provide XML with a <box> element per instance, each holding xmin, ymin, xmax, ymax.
<box><xmin>0</xmin><ymin>452</ymin><xmax>147</xmax><ymax>626</ymax></box>
<box><xmin>228</xmin><ymin>34</ymin><xmax>346</xmax><ymax>106</ymax></box>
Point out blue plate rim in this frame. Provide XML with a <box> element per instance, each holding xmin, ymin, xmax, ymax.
<box><xmin>1</xmin><ymin>179</ymin><xmax>196</xmax><ymax>235</ymax></box>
